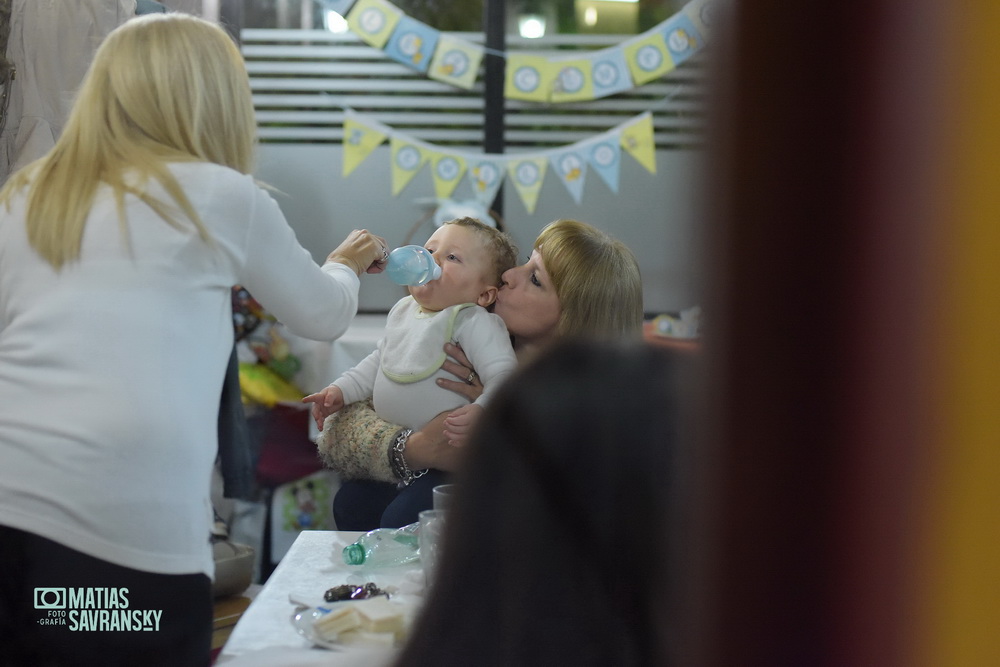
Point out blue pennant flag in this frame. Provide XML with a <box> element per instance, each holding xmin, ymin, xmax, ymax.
<box><xmin>581</xmin><ymin>135</ymin><xmax>621</xmax><ymax>193</ymax></box>
<box><xmin>661</xmin><ymin>13</ymin><xmax>703</xmax><ymax>66</ymax></box>
<box><xmin>549</xmin><ymin>148</ymin><xmax>588</xmax><ymax>204</ymax></box>
<box><xmin>384</xmin><ymin>15</ymin><xmax>439</xmax><ymax>72</ymax></box>
<box><xmin>590</xmin><ymin>47</ymin><xmax>633</xmax><ymax>99</ymax></box>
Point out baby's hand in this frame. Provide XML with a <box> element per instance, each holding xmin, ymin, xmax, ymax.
<box><xmin>443</xmin><ymin>404</ymin><xmax>483</xmax><ymax>447</ymax></box>
<box><xmin>302</xmin><ymin>385</ymin><xmax>345</xmax><ymax>431</ymax></box>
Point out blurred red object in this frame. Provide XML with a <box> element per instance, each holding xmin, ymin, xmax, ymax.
<box><xmin>643</xmin><ymin>321</ymin><xmax>699</xmax><ymax>353</ymax></box>
<box><xmin>250</xmin><ymin>404</ymin><xmax>321</xmax><ymax>489</ymax></box>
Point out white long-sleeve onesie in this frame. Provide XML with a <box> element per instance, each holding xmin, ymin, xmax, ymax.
<box><xmin>334</xmin><ymin>296</ymin><xmax>517</xmax><ymax>430</ymax></box>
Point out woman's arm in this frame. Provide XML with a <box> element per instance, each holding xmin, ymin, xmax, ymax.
<box><xmin>400</xmin><ymin>412</ymin><xmax>464</xmax><ymax>472</ymax></box>
<box><xmin>318</xmin><ymin>341</ymin><xmax>493</xmax><ymax>479</ymax></box>
<box><xmin>317</xmin><ymin>400</ymin><xmax>465</xmax><ymax>479</ymax></box>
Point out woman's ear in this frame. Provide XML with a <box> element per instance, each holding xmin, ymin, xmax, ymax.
<box><xmin>476</xmin><ymin>285</ymin><xmax>499</xmax><ymax>308</ymax></box>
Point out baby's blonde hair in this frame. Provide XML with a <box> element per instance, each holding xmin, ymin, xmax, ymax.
<box><xmin>442</xmin><ymin>217</ymin><xmax>518</xmax><ymax>286</ymax></box>
<box><xmin>0</xmin><ymin>13</ymin><xmax>257</xmax><ymax>269</ymax></box>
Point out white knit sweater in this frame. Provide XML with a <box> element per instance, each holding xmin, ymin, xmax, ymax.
<box><xmin>0</xmin><ymin>162</ymin><xmax>360</xmax><ymax>577</ymax></box>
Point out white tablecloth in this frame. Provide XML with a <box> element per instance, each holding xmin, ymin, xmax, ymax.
<box><xmin>218</xmin><ymin>531</ymin><xmax>425</xmax><ymax>664</ymax></box>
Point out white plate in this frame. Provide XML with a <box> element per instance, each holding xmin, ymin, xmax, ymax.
<box><xmin>291</xmin><ymin>597</ymin><xmax>415</xmax><ymax>651</ymax></box>
<box><xmin>291</xmin><ymin>606</ymin><xmax>344</xmax><ymax>651</ymax></box>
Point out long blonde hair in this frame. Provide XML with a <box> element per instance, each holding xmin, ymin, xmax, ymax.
<box><xmin>535</xmin><ymin>219</ymin><xmax>644</xmax><ymax>339</ymax></box>
<box><xmin>0</xmin><ymin>13</ymin><xmax>257</xmax><ymax>269</ymax></box>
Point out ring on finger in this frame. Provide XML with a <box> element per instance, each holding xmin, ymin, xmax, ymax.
<box><xmin>465</xmin><ymin>370</ymin><xmax>478</xmax><ymax>385</ymax></box>
<box><xmin>381</xmin><ymin>246</ymin><xmax>389</xmax><ymax>261</ymax></box>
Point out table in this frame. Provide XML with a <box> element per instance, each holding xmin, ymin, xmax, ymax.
<box><xmin>216</xmin><ymin>531</ymin><xmax>425</xmax><ymax>663</ymax></box>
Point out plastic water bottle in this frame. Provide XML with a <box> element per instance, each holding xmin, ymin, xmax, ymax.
<box><xmin>384</xmin><ymin>245</ymin><xmax>441</xmax><ymax>286</ymax></box>
<box><xmin>343</xmin><ymin>522</ymin><xmax>420</xmax><ymax>566</ymax></box>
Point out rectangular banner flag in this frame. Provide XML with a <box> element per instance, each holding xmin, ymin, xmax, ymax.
<box><xmin>467</xmin><ymin>157</ymin><xmax>506</xmax><ymax>208</ymax></box>
<box><xmin>342</xmin><ymin>111</ymin><xmax>388</xmax><ymax>176</ymax></box>
<box><xmin>428</xmin><ymin>34</ymin><xmax>483</xmax><ymax>90</ymax></box>
<box><xmin>317</xmin><ymin>0</ymin><xmax>357</xmax><ymax>16</ymax></box>
<box><xmin>507</xmin><ymin>155</ymin><xmax>548</xmax><ymax>214</ymax></box>
<box><xmin>589</xmin><ymin>47</ymin><xmax>634</xmax><ymax>100</ymax></box>
<box><xmin>505</xmin><ymin>54</ymin><xmax>554</xmax><ymax>103</ymax></box>
<box><xmin>346</xmin><ymin>0</ymin><xmax>402</xmax><ymax>49</ymax></box>
<box><xmin>619</xmin><ymin>112</ymin><xmax>657</xmax><ymax>174</ymax></box>
<box><xmin>390</xmin><ymin>136</ymin><xmax>430</xmax><ymax>196</ymax></box>
<box><xmin>429</xmin><ymin>151</ymin><xmax>467</xmax><ymax>199</ymax></box>
<box><xmin>549</xmin><ymin>148</ymin><xmax>588</xmax><ymax>204</ymax></box>
<box><xmin>661</xmin><ymin>12</ymin><xmax>703</xmax><ymax>67</ymax></box>
<box><xmin>550</xmin><ymin>57</ymin><xmax>594</xmax><ymax>104</ymax></box>
<box><xmin>622</xmin><ymin>30</ymin><xmax>674</xmax><ymax>86</ymax></box>
<box><xmin>384</xmin><ymin>15</ymin><xmax>439</xmax><ymax>72</ymax></box>
<box><xmin>580</xmin><ymin>132</ymin><xmax>623</xmax><ymax>193</ymax></box>
<box><xmin>683</xmin><ymin>0</ymin><xmax>717</xmax><ymax>39</ymax></box>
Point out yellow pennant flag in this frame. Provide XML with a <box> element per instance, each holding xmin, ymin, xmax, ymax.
<box><xmin>505</xmin><ymin>54</ymin><xmax>554</xmax><ymax>103</ymax></box>
<box><xmin>428</xmin><ymin>34</ymin><xmax>483</xmax><ymax>90</ymax></box>
<box><xmin>390</xmin><ymin>136</ymin><xmax>429</xmax><ymax>196</ymax></box>
<box><xmin>347</xmin><ymin>0</ymin><xmax>402</xmax><ymax>49</ymax></box>
<box><xmin>342</xmin><ymin>114</ymin><xmax>387</xmax><ymax>177</ymax></box>
<box><xmin>429</xmin><ymin>152</ymin><xmax>467</xmax><ymax>199</ymax></box>
<box><xmin>506</xmin><ymin>155</ymin><xmax>548</xmax><ymax>214</ymax></box>
<box><xmin>550</xmin><ymin>58</ymin><xmax>594</xmax><ymax>103</ymax></box>
<box><xmin>619</xmin><ymin>112</ymin><xmax>657</xmax><ymax>174</ymax></box>
<box><xmin>622</xmin><ymin>30</ymin><xmax>675</xmax><ymax>86</ymax></box>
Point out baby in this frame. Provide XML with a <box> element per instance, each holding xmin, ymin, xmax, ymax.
<box><xmin>304</xmin><ymin>217</ymin><xmax>518</xmax><ymax>441</ymax></box>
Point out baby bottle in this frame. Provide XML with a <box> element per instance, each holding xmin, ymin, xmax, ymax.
<box><xmin>384</xmin><ymin>245</ymin><xmax>442</xmax><ymax>286</ymax></box>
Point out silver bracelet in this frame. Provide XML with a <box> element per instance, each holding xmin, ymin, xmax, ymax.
<box><xmin>390</xmin><ymin>428</ymin><xmax>428</xmax><ymax>487</ymax></box>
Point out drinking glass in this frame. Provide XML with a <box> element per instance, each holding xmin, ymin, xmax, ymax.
<box><xmin>418</xmin><ymin>509</ymin><xmax>447</xmax><ymax>588</ymax></box>
<box><xmin>431</xmin><ymin>483</ymin><xmax>456</xmax><ymax>511</ymax></box>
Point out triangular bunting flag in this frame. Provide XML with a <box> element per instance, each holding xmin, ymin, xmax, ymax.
<box><xmin>623</xmin><ymin>30</ymin><xmax>675</xmax><ymax>85</ymax></box>
<box><xmin>581</xmin><ymin>134</ymin><xmax>622</xmax><ymax>193</ymax></box>
<box><xmin>346</xmin><ymin>0</ymin><xmax>402</xmax><ymax>49</ymax></box>
<box><xmin>468</xmin><ymin>157</ymin><xmax>506</xmax><ymax>208</ymax></box>
<box><xmin>428</xmin><ymin>34</ymin><xmax>483</xmax><ymax>90</ymax></box>
<box><xmin>619</xmin><ymin>112</ymin><xmax>657</xmax><ymax>174</ymax></box>
<box><xmin>549</xmin><ymin>148</ymin><xmax>588</xmax><ymax>204</ymax></box>
<box><xmin>390</xmin><ymin>136</ymin><xmax>429</xmax><ymax>196</ymax></box>
<box><xmin>505</xmin><ymin>54</ymin><xmax>554</xmax><ymax>103</ymax></box>
<box><xmin>325</xmin><ymin>0</ymin><xmax>716</xmax><ymax>104</ymax></box>
<box><xmin>384</xmin><ymin>15</ymin><xmax>439</xmax><ymax>72</ymax></box>
<box><xmin>430</xmin><ymin>152</ymin><xmax>467</xmax><ymax>199</ymax></box>
<box><xmin>342</xmin><ymin>112</ymin><xmax>387</xmax><ymax>176</ymax></box>
<box><xmin>507</xmin><ymin>156</ymin><xmax>548</xmax><ymax>214</ymax></box>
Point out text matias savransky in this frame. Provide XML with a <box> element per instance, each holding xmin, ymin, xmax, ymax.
<box><xmin>35</xmin><ymin>587</ymin><xmax>162</xmax><ymax>632</ymax></box>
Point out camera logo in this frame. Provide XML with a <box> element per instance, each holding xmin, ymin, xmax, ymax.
<box><xmin>34</xmin><ymin>588</ymin><xmax>66</xmax><ymax>609</ymax></box>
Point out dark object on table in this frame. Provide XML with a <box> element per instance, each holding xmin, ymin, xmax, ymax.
<box><xmin>324</xmin><ymin>582</ymin><xmax>388</xmax><ymax>602</ymax></box>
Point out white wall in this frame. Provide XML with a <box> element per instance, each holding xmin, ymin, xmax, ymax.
<box><xmin>254</xmin><ymin>144</ymin><xmax>705</xmax><ymax>315</ymax></box>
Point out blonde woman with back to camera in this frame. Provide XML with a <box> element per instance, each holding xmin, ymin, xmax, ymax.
<box><xmin>0</xmin><ymin>14</ymin><xmax>388</xmax><ymax>666</ymax></box>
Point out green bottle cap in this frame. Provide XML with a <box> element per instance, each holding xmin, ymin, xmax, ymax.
<box><xmin>343</xmin><ymin>543</ymin><xmax>366</xmax><ymax>565</ymax></box>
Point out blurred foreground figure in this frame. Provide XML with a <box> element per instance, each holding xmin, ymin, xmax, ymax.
<box><xmin>396</xmin><ymin>339</ymin><xmax>690</xmax><ymax>667</ymax></box>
